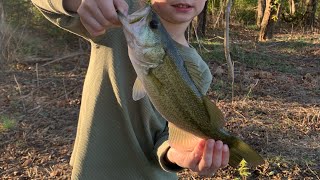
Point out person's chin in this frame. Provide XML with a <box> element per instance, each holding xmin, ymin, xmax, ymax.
<box><xmin>172</xmin><ymin>17</ymin><xmax>193</xmax><ymax>24</ymax></box>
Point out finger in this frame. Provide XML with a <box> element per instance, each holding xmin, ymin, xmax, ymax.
<box><xmin>198</xmin><ymin>139</ymin><xmax>215</xmax><ymax>172</ymax></box>
<box><xmin>114</xmin><ymin>0</ymin><xmax>129</xmax><ymax>15</ymax></box>
<box><xmin>210</xmin><ymin>140</ymin><xmax>223</xmax><ymax>171</ymax></box>
<box><xmin>89</xmin><ymin>6</ymin><xmax>111</xmax><ymax>27</ymax></box>
<box><xmin>98</xmin><ymin>0</ymin><xmax>121</xmax><ymax>25</ymax></box>
<box><xmin>221</xmin><ymin>144</ymin><xmax>230</xmax><ymax>168</ymax></box>
<box><xmin>77</xmin><ymin>4</ymin><xmax>106</xmax><ymax>36</ymax></box>
<box><xmin>78</xmin><ymin>0</ymin><xmax>110</xmax><ymax>27</ymax></box>
<box><xmin>185</xmin><ymin>139</ymin><xmax>205</xmax><ymax>171</ymax></box>
<box><xmin>80</xmin><ymin>15</ymin><xmax>106</xmax><ymax>36</ymax></box>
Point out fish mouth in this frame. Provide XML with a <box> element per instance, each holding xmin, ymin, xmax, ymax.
<box><xmin>118</xmin><ymin>6</ymin><xmax>151</xmax><ymax>31</ymax></box>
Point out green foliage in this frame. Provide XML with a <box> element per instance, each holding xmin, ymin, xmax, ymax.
<box><xmin>207</xmin><ymin>0</ymin><xmax>221</xmax><ymax>13</ymax></box>
<box><xmin>238</xmin><ymin>159</ymin><xmax>251</xmax><ymax>178</ymax></box>
<box><xmin>234</xmin><ymin>8</ymin><xmax>257</xmax><ymax>25</ymax></box>
<box><xmin>232</xmin><ymin>0</ymin><xmax>257</xmax><ymax>25</ymax></box>
<box><xmin>3</xmin><ymin>1</ymin><xmax>76</xmax><ymax>43</ymax></box>
<box><xmin>231</xmin><ymin>44</ymin><xmax>298</xmax><ymax>73</ymax></box>
<box><xmin>281</xmin><ymin>0</ymin><xmax>319</xmax><ymax>24</ymax></box>
<box><xmin>3</xmin><ymin>0</ymin><xmax>31</xmax><ymax>26</ymax></box>
<box><xmin>2</xmin><ymin>1</ymin><xmax>79</xmax><ymax>59</ymax></box>
<box><xmin>234</xmin><ymin>0</ymin><xmax>257</xmax><ymax>10</ymax></box>
<box><xmin>191</xmin><ymin>40</ymin><xmax>225</xmax><ymax>63</ymax></box>
<box><xmin>0</xmin><ymin>115</ymin><xmax>16</xmax><ymax>131</ymax></box>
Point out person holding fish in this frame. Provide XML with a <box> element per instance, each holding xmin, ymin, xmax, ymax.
<box><xmin>31</xmin><ymin>0</ymin><xmax>233</xmax><ymax>179</ymax></box>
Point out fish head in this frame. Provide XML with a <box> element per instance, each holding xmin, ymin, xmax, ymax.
<box><xmin>118</xmin><ymin>6</ymin><xmax>165</xmax><ymax>74</ymax></box>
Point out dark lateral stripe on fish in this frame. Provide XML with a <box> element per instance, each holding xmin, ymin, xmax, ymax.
<box><xmin>150</xmin><ymin>9</ymin><xmax>202</xmax><ymax>98</ymax></box>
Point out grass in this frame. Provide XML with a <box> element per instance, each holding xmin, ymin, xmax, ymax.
<box><xmin>0</xmin><ymin>115</ymin><xmax>17</xmax><ymax>131</ymax></box>
<box><xmin>1</xmin><ymin>9</ymin><xmax>319</xmax><ymax>178</ymax></box>
<box><xmin>190</xmin><ymin>40</ymin><xmax>226</xmax><ymax>64</ymax></box>
<box><xmin>192</xmin><ymin>37</ymin><xmax>319</xmax><ymax>74</ymax></box>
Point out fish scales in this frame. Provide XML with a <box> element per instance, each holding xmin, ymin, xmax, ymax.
<box><xmin>148</xmin><ymin>54</ymin><xmax>211</xmax><ymax>136</ymax></box>
<box><xmin>118</xmin><ymin>6</ymin><xmax>264</xmax><ymax>167</ymax></box>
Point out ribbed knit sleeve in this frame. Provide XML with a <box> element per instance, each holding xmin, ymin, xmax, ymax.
<box><xmin>156</xmin><ymin>140</ymin><xmax>184</xmax><ymax>172</ymax></box>
<box><xmin>31</xmin><ymin>0</ymin><xmax>72</xmax><ymax>16</ymax></box>
<box><xmin>31</xmin><ymin>0</ymin><xmax>92</xmax><ymax>40</ymax></box>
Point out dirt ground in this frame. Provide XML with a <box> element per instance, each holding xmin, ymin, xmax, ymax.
<box><xmin>0</xmin><ymin>29</ymin><xmax>319</xmax><ymax>179</ymax></box>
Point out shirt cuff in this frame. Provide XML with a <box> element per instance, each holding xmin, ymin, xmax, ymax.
<box><xmin>156</xmin><ymin>140</ymin><xmax>184</xmax><ymax>173</ymax></box>
<box><xmin>48</xmin><ymin>0</ymin><xmax>75</xmax><ymax>16</ymax></box>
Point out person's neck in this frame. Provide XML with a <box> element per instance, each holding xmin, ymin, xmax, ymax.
<box><xmin>159</xmin><ymin>18</ymin><xmax>191</xmax><ymax>47</ymax></box>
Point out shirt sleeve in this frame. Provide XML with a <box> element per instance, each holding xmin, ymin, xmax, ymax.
<box><xmin>31</xmin><ymin>0</ymin><xmax>92</xmax><ymax>40</ymax></box>
<box><xmin>153</xmin><ymin>124</ymin><xmax>184</xmax><ymax>172</ymax></box>
<box><xmin>31</xmin><ymin>0</ymin><xmax>72</xmax><ymax>16</ymax></box>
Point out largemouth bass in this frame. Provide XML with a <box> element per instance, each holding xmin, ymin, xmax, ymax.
<box><xmin>118</xmin><ymin>6</ymin><xmax>264</xmax><ymax>167</ymax></box>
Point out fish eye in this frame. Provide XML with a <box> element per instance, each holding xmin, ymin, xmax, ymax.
<box><xmin>149</xmin><ymin>20</ymin><xmax>159</xmax><ymax>29</ymax></box>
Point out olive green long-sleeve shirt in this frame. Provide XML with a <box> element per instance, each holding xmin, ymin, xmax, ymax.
<box><xmin>31</xmin><ymin>1</ymin><xmax>212</xmax><ymax>179</ymax></box>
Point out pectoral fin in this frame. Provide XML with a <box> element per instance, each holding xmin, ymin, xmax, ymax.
<box><xmin>202</xmin><ymin>96</ymin><xmax>225</xmax><ymax>128</ymax></box>
<box><xmin>168</xmin><ymin>122</ymin><xmax>201</xmax><ymax>152</ymax></box>
<box><xmin>132</xmin><ymin>78</ymin><xmax>147</xmax><ymax>101</ymax></box>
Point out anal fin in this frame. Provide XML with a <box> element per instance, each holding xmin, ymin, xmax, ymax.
<box><xmin>168</xmin><ymin>122</ymin><xmax>201</xmax><ymax>151</ymax></box>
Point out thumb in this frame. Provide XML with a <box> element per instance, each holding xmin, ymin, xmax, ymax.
<box><xmin>114</xmin><ymin>0</ymin><xmax>129</xmax><ymax>15</ymax></box>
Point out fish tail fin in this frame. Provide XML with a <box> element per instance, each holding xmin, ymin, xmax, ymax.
<box><xmin>202</xmin><ymin>96</ymin><xmax>264</xmax><ymax>167</ymax></box>
<box><xmin>228</xmin><ymin>137</ymin><xmax>264</xmax><ymax>168</ymax></box>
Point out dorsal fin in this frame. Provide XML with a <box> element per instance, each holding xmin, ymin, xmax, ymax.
<box><xmin>132</xmin><ymin>78</ymin><xmax>147</xmax><ymax>101</ymax></box>
<box><xmin>168</xmin><ymin>122</ymin><xmax>201</xmax><ymax>152</ymax></box>
<box><xmin>183</xmin><ymin>60</ymin><xmax>212</xmax><ymax>95</ymax></box>
<box><xmin>202</xmin><ymin>96</ymin><xmax>225</xmax><ymax>128</ymax></box>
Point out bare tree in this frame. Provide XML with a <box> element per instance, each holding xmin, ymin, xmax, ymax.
<box><xmin>288</xmin><ymin>0</ymin><xmax>296</xmax><ymax>15</ymax></box>
<box><xmin>259</xmin><ymin>0</ymin><xmax>280</xmax><ymax>41</ymax></box>
<box><xmin>214</xmin><ymin>0</ymin><xmax>225</xmax><ymax>28</ymax></box>
<box><xmin>304</xmin><ymin>0</ymin><xmax>318</xmax><ymax>28</ymax></box>
<box><xmin>186</xmin><ymin>1</ymin><xmax>208</xmax><ymax>40</ymax></box>
<box><xmin>257</xmin><ymin>0</ymin><xmax>266</xmax><ymax>27</ymax></box>
<box><xmin>196</xmin><ymin>1</ymin><xmax>208</xmax><ymax>37</ymax></box>
<box><xmin>224</xmin><ymin>0</ymin><xmax>234</xmax><ymax>100</ymax></box>
<box><xmin>0</xmin><ymin>0</ymin><xmax>5</xmax><ymax>64</ymax></box>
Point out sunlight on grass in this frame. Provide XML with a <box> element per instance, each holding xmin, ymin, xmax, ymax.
<box><xmin>191</xmin><ymin>40</ymin><xmax>225</xmax><ymax>64</ymax></box>
<box><xmin>231</xmin><ymin>45</ymin><xmax>298</xmax><ymax>73</ymax></box>
<box><xmin>246</xmin><ymin>24</ymin><xmax>259</xmax><ymax>31</ymax></box>
<box><xmin>191</xmin><ymin>38</ymin><xmax>301</xmax><ymax>74</ymax></box>
<box><xmin>193</xmin><ymin>35</ymin><xmax>318</xmax><ymax>75</ymax></box>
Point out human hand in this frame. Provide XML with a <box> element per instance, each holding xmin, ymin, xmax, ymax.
<box><xmin>167</xmin><ymin>139</ymin><xmax>229</xmax><ymax>177</ymax></box>
<box><xmin>65</xmin><ymin>0</ymin><xmax>129</xmax><ymax>36</ymax></box>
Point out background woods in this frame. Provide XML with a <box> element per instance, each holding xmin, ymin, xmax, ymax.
<box><xmin>1</xmin><ymin>0</ymin><xmax>319</xmax><ymax>58</ymax></box>
<box><xmin>190</xmin><ymin>0</ymin><xmax>319</xmax><ymax>40</ymax></box>
<box><xmin>1</xmin><ymin>0</ymin><xmax>319</xmax><ymax>179</ymax></box>
<box><xmin>0</xmin><ymin>0</ymin><xmax>5</xmax><ymax>65</ymax></box>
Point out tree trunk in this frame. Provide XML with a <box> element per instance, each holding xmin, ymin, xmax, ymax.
<box><xmin>214</xmin><ymin>0</ymin><xmax>225</xmax><ymax>28</ymax></box>
<box><xmin>275</xmin><ymin>0</ymin><xmax>284</xmax><ymax>26</ymax></box>
<box><xmin>259</xmin><ymin>0</ymin><xmax>279</xmax><ymax>41</ymax></box>
<box><xmin>196</xmin><ymin>1</ymin><xmax>208</xmax><ymax>37</ymax></box>
<box><xmin>288</xmin><ymin>0</ymin><xmax>296</xmax><ymax>15</ymax></box>
<box><xmin>304</xmin><ymin>0</ymin><xmax>318</xmax><ymax>28</ymax></box>
<box><xmin>257</xmin><ymin>0</ymin><xmax>266</xmax><ymax>27</ymax></box>
<box><xmin>0</xmin><ymin>0</ymin><xmax>5</xmax><ymax>64</ymax></box>
<box><xmin>224</xmin><ymin>0</ymin><xmax>234</xmax><ymax>100</ymax></box>
<box><xmin>224</xmin><ymin>0</ymin><xmax>233</xmax><ymax>79</ymax></box>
